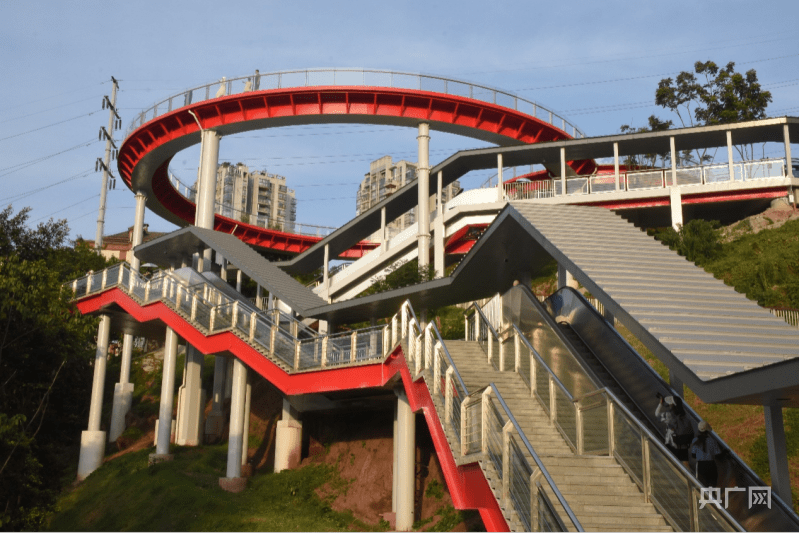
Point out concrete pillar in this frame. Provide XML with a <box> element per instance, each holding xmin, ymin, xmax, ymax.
<box><xmin>727</xmin><ymin>130</ymin><xmax>735</xmax><ymax>182</ymax></box>
<box><xmin>153</xmin><ymin>327</ymin><xmax>179</xmax><ymax>459</ymax></box>
<box><xmin>236</xmin><ymin>270</ymin><xmax>242</xmax><ymax>292</ymax></box>
<box><xmin>496</xmin><ymin>153</ymin><xmax>504</xmax><ymax>202</ymax></box>
<box><xmin>392</xmin><ymin>398</ymin><xmax>398</xmax><ymax>513</ymax></box>
<box><xmin>417</xmin><ymin>122</ymin><xmax>431</xmax><ymax>270</ymax></box>
<box><xmin>241</xmin><ymin>374</ymin><xmax>252</xmax><ymax>467</ymax></box>
<box><xmin>275</xmin><ymin>398</ymin><xmax>303</xmax><ymax>473</ymax></box>
<box><xmin>670</xmin><ymin>187</ymin><xmax>683</xmax><ymax>231</ymax></box>
<box><xmin>205</xmin><ymin>355</ymin><xmax>228</xmax><ymax>441</ymax></box>
<box><xmin>196</xmin><ymin>129</ymin><xmax>221</xmax><ymax>268</ymax></box>
<box><xmin>77</xmin><ymin>314</ymin><xmax>111</xmax><ymax>480</ymax></box>
<box><xmin>323</xmin><ymin>244</ymin><xmax>330</xmax><ymax>292</ymax></box>
<box><xmin>434</xmin><ymin>171</ymin><xmax>445</xmax><ymax>277</ymax></box>
<box><xmin>613</xmin><ymin>142</ymin><xmax>620</xmax><ymax>191</ymax></box>
<box><xmin>557</xmin><ymin>263</ymin><xmax>578</xmax><ymax>290</ymax></box>
<box><xmin>669</xmin><ymin>373</ymin><xmax>684</xmax><ymax>399</ymax></box>
<box><xmin>669</xmin><ymin>136</ymin><xmax>677</xmax><ymax>186</ymax></box>
<box><xmin>175</xmin><ymin>345</ymin><xmax>206</xmax><ymax>446</ymax></box>
<box><xmin>394</xmin><ymin>388</ymin><xmax>416</xmax><ymax>531</ymax></box>
<box><xmin>785</xmin><ymin>124</ymin><xmax>794</xmax><ymax>178</ymax></box>
<box><xmin>109</xmin><ymin>191</ymin><xmax>147</xmax><ymax>443</ymax></box>
<box><xmin>560</xmin><ymin>146</ymin><xmax>567</xmax><ymax>196</ymax></box>
<box><xmin>108</xmin><ymin>336</ymin><xmax>135</xmax><ymax>443</ymax></box>
<box><xmin>224</xmin><ymin>358</ymin><xmax>248</xmax><ymax>479</ymax></box>
<box><xmin>224</xmin><ymin>358</ymin><xmax>234</xmax><ymax>400</ymax></box>
<box><xmin>380</xmin><ymin>206</ymin><xmax>387</xmax><ymax>252</ymax></box>
<box><xmin>764</xmin><ymin>403</ymin><xmax>793</xmax><ymax>505</ymax></box>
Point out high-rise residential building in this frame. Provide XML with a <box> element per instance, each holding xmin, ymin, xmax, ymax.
<box><xmin>356</xmin><ymin>156</ymin><xmax>461</xmax><ymax>241</ymax></box>
<box><xmin>206</xmin><ymin>162</ymin><xmax>297</xmax><ymax>230</ymax></box>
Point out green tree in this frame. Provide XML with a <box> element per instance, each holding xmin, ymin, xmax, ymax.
<box><xmin>655</xmin><ymin>61</ymin><xmax>772</xmax><ymax>160</ymax></box>
<box><xmin>619</xmin><ymin>115</ymin><xmax>673</xmax><ymax>168</ymax></box>
<box><xmin>0</xmin><ymin>206</ymin><xmax>111</xmax><ymax>530</ymax></box>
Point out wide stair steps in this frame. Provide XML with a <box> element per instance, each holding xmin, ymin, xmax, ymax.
<box><xmin>442</xmin><ymin>340</ymin><xmax>672</xmax><ymax>532</ymax></box>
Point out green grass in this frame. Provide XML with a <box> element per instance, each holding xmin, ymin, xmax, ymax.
<box><xmin>48</xmin><ymin>446</ymin><xmax>366</xmax><ymax>532</ymax></box>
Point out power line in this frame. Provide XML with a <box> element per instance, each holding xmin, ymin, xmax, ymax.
<box><xmin>0</xmin><ymin>110</ymin><xmax>100</xmax><ymax>142</ymax></box>
<box><xmin>0</xmin><ymin>167</ymin><xmax>94</xmax><ymax>203</ymax></box>
<box><xmin>0</xmin><ymin>96</ymin><xmax>103</xmax><ymax>125</ymax></box>
<box><xmin>0</xmin><ymin>140</ymin><xmax>95</xmax><ymax>178</ymax></box>
<box><xmin>31</xmin><ymin>193</ymin><xmax>100</xmax><ymax>222</ymax></box>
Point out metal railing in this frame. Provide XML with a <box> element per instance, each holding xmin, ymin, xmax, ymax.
<box><xmin>67</xmin><ymin>264</ymin><xmax>388</xmax><ymax>372</ymax></box>
<box><xmin>464</xmin><ymin>290</ymin><xmax>744</xmax><ymax>532</ymax></box>
<box><xmin>769</xmin><ymin>307</ymin><xmax>799</xmax><ymax>328</ymax></box>
<box><xmin>125</xmin><ymin>68</ymin><xmax>585</xmax><ymax>140</ymax></box>
<box><xmin>167</xmin><ymin>173</ymin><xmax>337</xmax><ymax>238</ymax></box>
<box><xmin>397</xmin><ymin>301</ymin><xmax>582</xmax><ymax>532</ymax></box>
<box><xmin>545</xmin><ymin>157</ymin><xmax>787</xmax><ymax>198</ymax></box>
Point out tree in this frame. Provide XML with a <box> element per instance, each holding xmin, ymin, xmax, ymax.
<box><xmin>0</xmin><ymin>206</ymin><xmax>111</xmax><ymax>530</ymax></box>
<box><xmin>619</xmin><ymin>115</ymin><xmax>673</xmax><ymax>169</ymax></box>
<box><xmin>655</xmin><ymin>61</ymin><xmax>772</xmax><ymax>160</ymax></box>
<box><xmin>654</xmin><ymin>219</ymin><xmax>723</xmax><ymax>265</ymax></box>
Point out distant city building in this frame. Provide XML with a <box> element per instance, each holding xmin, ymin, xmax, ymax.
<box><xmin>356</xmin><ymin>156</ymin><xmax>461</xmax><ymax>241</ymax></box>
<box><xmin>204</xmin><ymin>162</ymin><xmax>297</xmax><ymax>230</ymax></box>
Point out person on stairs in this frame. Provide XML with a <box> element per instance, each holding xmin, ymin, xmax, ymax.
<box><xmin>656</xmin><ymin>393</ymin><xmax>694</xmax><ymax>468</ymax></box>
<box><xmin>691</xmin><ymin>420</ymin><xmax>722</xmax><ymax>487</ymax></box>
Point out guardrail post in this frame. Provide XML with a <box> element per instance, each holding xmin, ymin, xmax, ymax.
<box><xmin>433</xmin><ymin>342</ymin><xmax>441</xmax><ymax>395</ymax></box>
<box><xmin>86</xmin><ymin>272</ymin><xmax>93</xmax><ymax>294</ymax></box>
<box><xmin>101</xmin><ymin>269</ymin><xmax>108</xmax><ymax>290</ymax></box>
<box><xmin>445</xmin><ymin>367</ymin><xmax>454</xmax><ymax>430</ymax></box>
<box><xmin>502</xmin><ymin>421</ymin><xmax>514</xmax><ymax>511</ymax></box>
<box><xmin>464</xmin><ymin>316</ymin><xmax>468</xmax><ymax>341</ymax></box>
<box><xmin>549</xmin><ymin>376</ymin><xmax>556</xmax><ymax>422</ymax></box>
<box><xmin>72</xmin><ymin>279</ymin><xmax>77</xmax><ymax>295</ymax></box>
<box><xmin>144</xmin><ymin>281</ymin><xmax>151</xmax><ymax>302</ymax></box>
<box><xmin>350</xmin><ymin>332</ymin><xmax>357</xmax><ymax>363</ymax></box>
<box><xmin>487</xmin><ymin>333</ymin><xmax>493</xmax><ymax>365</ymax></box>
<box><xmin>401</xmin><ymin>305</ymin><xmax>408</xmax><ymax>342</ymax></box>
<box><xmin>415</xmin><ymin>334</ymin><xmax>422</xmax><ymax>375</ymax></box>
<box><xmin>231</xmin><ymin>302</ymin><xmax>238</xmax><ymax>329</ymax></box>
<box><xmin>270</xmin><ymin>322</ymin><xmax>276</xmax><ymax>354</ymax></box>
<box><xmin>474</xmin><ymin>312</ymin><xmax>479</xmax><ymax>342</ymax></box>
<box><xmin>530</xmin><ymin>351</ymin><xmax>536</xmax><ymax>397</ymax></box>
<box><xmin>209</xmin><ymin>306</ymin><xmax>216</xmax><ymax>331</ymax></box>
<box><xmin>498</xmin><ymin>334</ymin><xmax>505</xmax><ymax>371</ymax></box>
<box><xmin>425</xmin><ymin>325</ymin><xmax>433</xmax><ymax>371</ymax></box>
<box><xmin>530</xmin><ymin>469</ymin><xmax>541</xmax><ymax>531</ymax></box>
<box><xmin>576</xmin><ymin>405</ymin><xmax>584</xmax><ymax>455</ymax></box>
<box><xmin>321</xmin><ymin>336</ymin><xmax>328</xmax><ymax>368</ymax></box>
<box><xmin>118</xmin><ymin>265</ymin><xmax>124</xmax><ymax>285</ymax></box>
<box><xmin>642</xmin><ymin>435</ymin><xmax>652</xmax><ymax>503</ymax></box>
<box><xmin>294</xmin><ymin>339</ymin><xmax>300</xmax><ymax>371</ymax></box>
<box><xmin>191</xmin><ymin>295</ymin><xmax>197</xmax><ymax>321</ymax></box>
<box><xmin>383</xmin><ymin>326</ymin><xmax>389</xmax><ymax>356</ymax></box>
<box><xmin>249</xmin><ymin>312</ymin><xmax>256</xmax><ymax>343</ymax></box>
<box><xmin>608</xmin><ymin>401</ymin><xmax>615</xmax><ymax>456</ymax></box>
<box><xmin>391</xmin><ymin>315</ymin><xmax>398</xmax><ymax>347</ymax></box>
<box><xmin>481</xmin><ymin>388</ymin><xmax>492</xmax><ymax>454</ymax></box>
<box><xmin>514</xmin><ymin>330</ymin><xmax>521</xmax><ymax>372</ymax></box>
<box><xmin>460</xmin><ymin>396</ymin><xmax>469</xmax><ymax>456</ymax></box>
<box><xmin>162</xmin><ymin>278</ymin><xmax>168</xmax><ymax>298</ymax></box>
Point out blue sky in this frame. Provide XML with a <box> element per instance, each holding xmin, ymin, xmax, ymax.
<box><xmin>1</xmin><ymin>0</ymin><xmax>797</xmax><ymax>240</ymax></box>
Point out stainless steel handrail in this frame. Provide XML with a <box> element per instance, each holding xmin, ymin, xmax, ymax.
<box><xmin>125</xmin><ymin>68</ymin><xmax>585</xmax><ymax>140</ymax></box>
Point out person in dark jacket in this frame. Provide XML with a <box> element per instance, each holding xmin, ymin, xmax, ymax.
<box><xmin>656</xmin><ymin>394</ymin><xmax>694</xmax><ymax>467</ymax></box>
<box><xmin>691</xmin><ymin>420</ymin><xmax>722</xmax><ymax>487</ymax></box>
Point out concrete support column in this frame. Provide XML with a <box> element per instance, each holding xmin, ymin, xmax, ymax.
<box><xmin>392</xmin><ymin>399</ymin><xmax>399</xmax><ymax>513</ymax></box>
<box><xmin>416</xmin><ymin>122</ymin><xmax>431</xmax><ymax>270</ymax></box>
<box><xmin>275</xmin><ymin>398</ymin><xmax>303</xmax><ymax>473</ymax></box>
<box><xmin>613</xmin><ymin>142</ymin><xmax>620</xmax><ymax>191</ymax></box>
<box><xmin>727</xmin><ymin>130</ymin><xmax>735</xmax><ymax>182</ymax></box>
<box><xmin>109</xmin><ymin>191</ymin><xmax>147</xmax><ymax>443</ymax></box>
<box><xmin>764</xmin><ymin>403</ymin><xmax>793</xmax><ymax>505</ymax></box>
<box><xmin>670</xmin><ymin>136</ymin><xmax>677</xmax><ymax>186</ymax></box>
<box><xmin>669</xmin><ymin>373</ymin><xmax>684</xmax><ymax>399</ymax></box>
<box><xmin>670</xmin><ymin>187</ymin><xmax>683</xmax><ymax>231</ymax></box>
<box><xmin>77</xmin><ymin>314</ymin><xmax>111</xmax><ymax>480</ymax></box>
<box><xmin>225</xmin><ymin>359</ymin><xmax>248</xmax><ymax>479</ymax></box>
<box><xmin>784</xmin><ymin>124</ymin><xmax>796</xmax><ymax>208</ymax></box>
<box><xmin>496</xmin><ymin>153</ymin><xmax>504</xmax><ymax>202</ymax></box>
<box><xmin>557</xmin><ymin>263</ymin><xmax>578</xmax><ymax>290</ymax></box>
<box><xmin>175</xmin><ymin>345</ymin><xmax>206</xmax><ymax>446</ymax></box>
<box><xmin>560</xmin><ymin>146</ymin><xmax>567</xmax><ymax>196</ymax></box>
<box><xmin>380</xmin><ymin>206</ymin><xmax>387</xmax><ymax>252</ymax></box>
<box><xmin>394</xmin><ymin>388</ymin><xmax>416</xmax><ymax>531</ymax></box>
<box><xmin>205</xmin><ymin>355</ymin><xmax>228</xmax><ymax>442</ymax></box>
<box><xmin>241</xmin><ymin>374</ymin><xmax>252</xmax><ymax>467</ymax></box>
<box><xmin>434</xmin><ymin>170</ymin><xmax>445</xmax><ymax>277</ymax></box>
<box><xmin>108</xmin><ymin>335</ymin><xmax>135</xmax><ymax>443</ymax></box>
<box><xmin>323</xmin><ymin>244</ymin><xmax>330</xmax><ymax>292</ymax></box>
<box><xmin>196</xmin><ymin>129</ymin><xmax>221</xmax><ymax>268</ymax></box>
<box><xmin>153</xmin><ymin>327</ymin><xmax>179</xmax><ymax>459</ymax></box>
<box><xmin>236</xmin><ymin>270</ymin><xmax>242</xmax><ymax>293</ymax></box>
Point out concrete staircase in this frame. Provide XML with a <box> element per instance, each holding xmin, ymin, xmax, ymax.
<box><xmin>442</xmin><ymin>340</ymin><xmax>673</xmax><ymax>532</ymax></box>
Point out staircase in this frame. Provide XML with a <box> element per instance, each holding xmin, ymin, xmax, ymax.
<box><xmin>444</xmin><ymin>339</ymin><xmax>672</xmax><ymax>532</ymax></box>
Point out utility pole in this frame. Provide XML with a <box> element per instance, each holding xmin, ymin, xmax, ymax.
<box><xmin>95</xmin><ymin>77</ymin><xmax>121</xmax><ymax>250</ymax></box>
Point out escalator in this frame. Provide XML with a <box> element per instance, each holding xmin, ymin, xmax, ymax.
<box><xmin>491</xmin><ymin>284</ymin><xmax>799</xmax><ymax>531</ymax></box>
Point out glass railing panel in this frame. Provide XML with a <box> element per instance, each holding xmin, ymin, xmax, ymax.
<box><xmin>104</xmin><ymin>264</ymin><xmax>123</xmax><ymax>288</ymax></box>
<box><xmin>486</xmin><ymin>401</ymin><xmax>505</xmax><ymax>475</ymax></box>
<box><xmin>627</xmin><ymin>169</ymin><xmax>663</xmax><ymax>190</ymax></box>
<box><xmin>298</xmin><ymin>338</ymin><xmax>322</xmax><ymax>370</ymax></box>
<box><xmin>89</xmin><ymin>271</ymin><xmax>104</xmax><ymax>293</ymax></box>
<box><xmin>745</xmin><ymin>159</ymin><xmax>783</xmax><ymax>180</ymax></box>
<box><xmin>534</xmin><ymin>357</ymin><xmax>551</xmax><ymax>414</ymax></box>
<box><xmin>74</xmin><ymin>276</ymin><xmax>88</xmax><ymax>296</ymax></box>
<box><xmin>271</xmin><ymin>332</ymin><xmax>296</xmax><ymax>367</ymax></box>
<box><xmin>130</xmin><ymin>277</ymin><xmax>146</xmax><ymax>300</ymax></box>
<box><xmin>251</xmin><ymin>318</ymin><xmax>272</xmax><ymax>352</ymax></box>
<box><xmin>211</xmin><ymin>303</ymin><xmax>235</xmax><ymax>332</ymax></box>
<box><xmin>696</xmin><ymin>492</ymin><xmax>738</xmax><ymax>532</ymax></box>
<box><xmin>463</xmin><ymin>397</ymin><xmax>482</xmax><ymax>455</ymax></box>
<box><xmin>499</xmin><ymin>335</ymin><xmax>514</xmax><ymax>372</ymax></box>
<box><xmin>518</xmin><ymin>344</ymin><xmax>531</xmax><ymax>388</ymax></box>
<box><xmin>235</xmin><ymin>307</ymin><xmax>252</xmax><ymax>338</ymax></box>
<box><xmin>589</xmin><ymin>174</ymin><xmax>617</xmax><ymax>193</ymax></box>
<box><xmin>120</xmin><ymin>267</ymin><xmax>131</xmax><ymax>289</ymax></box>
<box><xmin>193</xmin><ymin>299</ymin><xmax>213</xmax><ymax>330</ymax></box>
<box><xmin>450</xmin><ymin>380</ymin><xmax>465</xmax><ymax>443</ymax></box>
<box><xmin>675</xmin><ymin>167</ymin><xmax>702</xmax><ymax>185</ymax></box>
<box><xmin>326</xmin><ymin>335</ymin><xmax>351</xmax><ymax>366</ymax></box>
<box><xmin>579</xmin><ymin>394</ymin><xmax>609</xmax><ymax>455</ymax></box>
<box><xmin>508</xmin><ymin>434</ymin><xmax>533</xmax><ymax>531</ymax></box>
<box><xmin>613</xmin><ymin>407</ymin><xmax>644</xmax><ymax>486</ymax></box>
<box><xmin>648</xmin><ymin>442</ymin><xmax>692</xmax><ymax>531</ymax></box>
<box><xmin>554</xmin><ymin>386</ymin><xmax>577</xmax><ymax>449</ymax></box>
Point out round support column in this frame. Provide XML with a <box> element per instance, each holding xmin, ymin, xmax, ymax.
<box><xmin>77</xmin><ymin>314</ymin><xmax>111</xmax><ymax>480</ymax></box>
<box><xmin>395</xmin><ymin>388</ymin><xmax>416</xmax><ymax>531</ymax></box>
<box><xmin>152</xmin><ymin>327</ymin><xmax>179</xmax><ymax>460</ymax></box>
<box><xmin>219</xmin><ymin>358</ymin><xmax>248</xmax><ymax>492</ymax></box>
<box><xmin>417</xmin><ymin>122</ymin><xmax>431</xmax><ymax>270</ymax></box>
<box><xmin>274</xmin><ymin>398</ymin><xmax>303</xmax><ymax>473</ymax></box>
